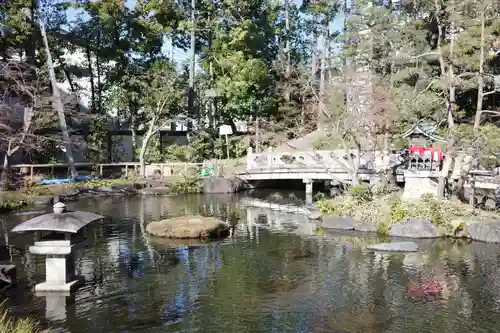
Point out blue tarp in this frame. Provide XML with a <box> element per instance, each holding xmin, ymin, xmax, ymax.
<box><xmin>39</xmin><ymin>175</ymin><xmax>92</xmax><ymax>185</ymax></box>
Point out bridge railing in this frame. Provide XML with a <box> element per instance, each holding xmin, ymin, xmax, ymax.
<box><xmin>246</xmin><ymin>149</ymin><xmax>380</xmax><ymax>172</ymax></box>
<box><xmin>246</xmin><ymin>148</ymin><xmax>451</xmax><ymax>173</ymax></box>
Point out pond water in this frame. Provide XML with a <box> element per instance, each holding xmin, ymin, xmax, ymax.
<box><xmin>1</xmin><ymin>192</ymin><xmax>500</xmax><ymax>333</ymax></box>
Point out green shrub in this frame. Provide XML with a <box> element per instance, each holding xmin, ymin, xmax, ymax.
<box><xmin>79</xmin><ymin>179</ymin><xmax>130</xmax><ymax>189</ymax></box>
<box><xmin>376</xmin><ymin>221</ymin><xmax>390</xmax><ymax>236</ymax></box>
<box><xmin>319</xmin><ymin>191</ymin><xmax>495</xmax><ymax>228</ymax></box>
<box><xmin>347</xmin><ymin>185</ymin><xmax>373</xmax><ymax>203</ymax></box>
<box><xmin>389</xmin><ymin>197</ymin><xmax>409</xmax><ymax>223</ymax></box>
<box><xmin>169</xmin><ymin>174</ymin><xmax>202</xmax><ymax>194</ymax></box>
<box><xmin>0</xmin><ymin>304</ymin><xmax>41</xmax><ymax>333</ymax></box>
<box><xmin>0</xmin><ymin>193</ymin><xmax>30</xmax><ymax>211</ymax></box>
<box><xmin>314</xmin><ymin>226</ymin><xmax>325</xmax><ymax>234</ymax></box>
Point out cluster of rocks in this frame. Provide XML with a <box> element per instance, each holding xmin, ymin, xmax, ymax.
<box><xmin>30</xmin><ymin>184</ymin><xmax>140</xmax><ymax>206</ymax></box>
<box><xmin>319</xmin><ymin>215</ymin><xmax>500</xmax><ymax>244</ymax></box>
<box><xmin>29</xmin><ymin>182</ymin><xmax>188</xmax><ymax>207</ymax></box>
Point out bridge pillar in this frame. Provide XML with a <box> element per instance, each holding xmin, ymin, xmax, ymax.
<box><xmin>246</xmin><ymin>147</ymin><xmax>253</xmax><ymax>170</ymax></box>
<box><xmin>303</xmin><ymin>179</ymin><xmax>313</xmax><ymax>204</ymax></box>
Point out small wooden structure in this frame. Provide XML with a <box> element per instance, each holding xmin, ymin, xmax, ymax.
<box><xmin>11</xmin><ymin>202</ymin><xmax>104</xmax><ymax>292</ymax></box>
<box><xmin>400</xmin><ymin>120</ymin><xmax>446</xmax><ymax>171</ymax></box>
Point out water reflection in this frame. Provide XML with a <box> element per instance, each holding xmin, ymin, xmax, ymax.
<box><xmin>0</xmin><ymin>195</ymin><xmax>500</xmax><ymax>332</ymax></box>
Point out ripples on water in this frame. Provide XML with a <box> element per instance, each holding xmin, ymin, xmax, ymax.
<box><xmin>1</xmin><ymin>194</ymin><xmax>500</xmax><ymax>332</ymax></box>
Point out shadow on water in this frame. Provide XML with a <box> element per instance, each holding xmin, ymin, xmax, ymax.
<box><xmin>0</xmin><ymin>192</ymin><xmax>500</xmax><ymax>332</ymax></box>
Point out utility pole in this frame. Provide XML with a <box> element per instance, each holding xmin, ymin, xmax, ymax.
<box><xmin>187</xmin><ymin>0</ymin><xmax>196</xmax><ymax>131</ymax></box>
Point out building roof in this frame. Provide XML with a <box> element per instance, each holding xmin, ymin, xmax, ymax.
<box><xmin>401</xmin><ymin>120</ymin><xmax>446</xmax><ymax>142</ymax></box>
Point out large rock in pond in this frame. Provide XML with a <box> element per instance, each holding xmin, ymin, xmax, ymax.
<box><xmin>146</xmin><ymin>215</ymin><xmax>230</xmax><ymax>239</ymax></box>
<box><xmin>389</xmin><ymin>219</ymin><xmax>440</xmax><ymax>239</ymax></box>
<box><xmin>203</xmin><ymin>177</ymin><xmax>244</xmax><ymax>193</ymax></box>
<box><xmin>466</xmin><ymin>221</ymin><xmax>500</xmax><ymax>243</ymax></box>
<box><xmin>321</xmin><ymin>216</ymin><xmax>377</xmax><ymax>233</ymax></box>
<box><xmin>366</xmin><ymin>241</ymin><xmax>419</xmax><ymax>253</ymax></box>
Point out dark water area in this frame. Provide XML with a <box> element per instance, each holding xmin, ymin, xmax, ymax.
<box><xmin>1</xmin><ymin>193</ymin><xmax>500</xmax><ymax>332</ymax></box>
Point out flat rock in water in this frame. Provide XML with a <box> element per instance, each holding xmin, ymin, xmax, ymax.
<box><xmin>321</xmin><ymin>216</ymin><xmax>377</xmax><ymax>233</ymax></box>
<box><xmin>366</xmin><ymin>241</ymin><xmax>419</xmax><ymax>252</ymax></box>
<box><xmin>95</xmin><ymin>187</ymin><xmax>115</xmax><ymax>193</ymax></box>
<box><xmin>146</xmin><ymin>215</ymin><xmax>230</xmax><ymax>239</ymax></box>
<box><xmin>15</xmin><ymin>210</ymin><xmax>45</xmax><ymax>216</ymax></box>
<box><xmin>389</xmin><ymin>219</ymin><xmax>440</xmax><ymax>238</ymax></box>
<box><xmin>31</xmin><ymin>195</ymin><xmax>53</xmax><ymax>205</ymax></box>
<box><xmin>308</xmin><ymin>212</ymin><xmax>322</xmax><ymax>220</ymax></box>
<box><xmin>466</xmin><ymin>221</ymin><xmax>500</xmax><ymax>243</ymax></box>
<box><xmin>140</xmin><ymin>187</ymin><xmax>171</xmax><ymax>196</ymax></box>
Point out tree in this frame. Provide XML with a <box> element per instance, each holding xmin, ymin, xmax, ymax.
<box><xmin>0</xmin><ymin>61</ymin><xmax>36</xmax><ymax>188</ymax></box>
<box><xmin>132</xmin><ymin>59</ymin><xmax>183</xmax><ymax>176</ymax></box>
<box><xmin>38</xmin><ymin>6</ymin><xmax>77</xmax><ymax>179</ymax></box>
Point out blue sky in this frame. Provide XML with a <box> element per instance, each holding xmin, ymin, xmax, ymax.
<box><xmin>65</xmin><ymin>0</ymin><xmax>344</xmax><ymax>65</ymax></box>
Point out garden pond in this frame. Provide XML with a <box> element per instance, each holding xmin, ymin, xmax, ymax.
<box><xmin>0</xmin><ymin>191</ymin><xmax>500</xmax><ymax>333</ymax></box>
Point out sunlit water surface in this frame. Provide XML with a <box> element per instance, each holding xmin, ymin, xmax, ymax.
<box><xmin>1</xmin><ymin>193</ymin><xmax>500</xmax><ymax>333</ymax></box>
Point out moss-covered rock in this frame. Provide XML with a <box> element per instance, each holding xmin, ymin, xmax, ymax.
<box><xmin>146</xmin><ymin>215</ymin><xmax>230</xmax><ymax>239</ymax></box>
<box><xmin>318</xmin><ymin>187</ymin><xmax>497</xmax><ymax>232</ymax></box>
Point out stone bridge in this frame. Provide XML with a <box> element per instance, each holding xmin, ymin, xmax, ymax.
<box><xmin>236</xmin><ymin>148</ymin><xmax>500</xmax><ymax>202</ymax></box>
<box><xmin>238</xmin><ymin>148</ymin><xmax>410</xmax><ymax>202</ymax></box>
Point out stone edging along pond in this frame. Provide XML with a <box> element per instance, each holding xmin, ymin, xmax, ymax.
<box><xmin>313</xmin><ymin>215</ymin><xmax>500</xmax><ymax>244</ymax></box>
<box><xmin>0</xmin><ymin>183</ymin><xmax>186</xmax><ymax>213</ymax></box>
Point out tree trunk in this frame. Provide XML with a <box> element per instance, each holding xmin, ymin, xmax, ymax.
<box><xmin>131</xmin><ymin>128</ymin><xmax>137</xmax><ymax>158</ymax></box>
<box><xmin>317</xmin><ymin>20</ymin><xmax>328</xmax><ymax>130</ymax></box>
<box><xmin>131</xmin><ymin>109</ymin><xmax>137</xmax><ymax>160</ymax></box>
<box><xmin>38</xmin><ymin>12</ymin><xmax>78</xmax><ymax>180</ymax></box>
<box><xmin>85</xmin><ymin>36</ymin><xmax>97</xmax><ymax>112</ymax></box>
<box><xmin>311</xmin><ymin>29</ymin><xmax>317</xmax><ymax>80</ymax></box>
<box><xmin>96</xmin><ymin>28</ymin><xmax>103</xmax><ymax>113</ymax></box>
<box><xmin>1</xmin><ymin>154</ymin><xmax>11</xmax><ymax>191</ymax></box>
<box><xmin>434</xmin><ymin>0</ymin><xmax>455</xmax><ymax>130</ymax></box>
<box><xmin>474</xmin><ymin>8</ymin><xmax>486</xmax><ymax>130</ymax></box>
<box><xmin>139</xmin><ymin>118</ymin><xmax>157</xmax><ymax>177</ymax></box>
<box><xmin>437</xmin><ymin>138</ymin><xmax>456</xmax><ymax>199</ymax></box>
<box><xmin>434</xmin><ymin>0</ymin><xmax>456</xmax><ymax>199</ymax></box>
<box><xmin>138</xmin><ymin>144</ymin><xmax>147</xmax><ymax>178</ymax></box>
<box><xmin>382</xmin><ymin>130</ymin><xmax>394</xmax><ymax>185</ymax></box>
<box><xmin>284</xmin><ymin>0</ymin><xmax>291</xmax><ymax>102</ymax></box>
<box><xmin>351</xmin><ymin>144</ymin><xmax>361</xmax><ymax>186</ymax></box>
